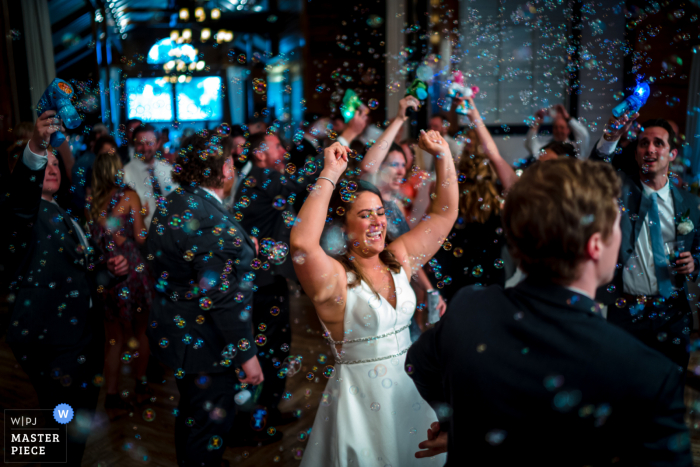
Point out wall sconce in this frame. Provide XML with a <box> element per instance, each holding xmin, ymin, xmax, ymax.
<box><xmin>182</xmin><ymin>29</ymin><xmax>192</xmax><ymax>42</ymax></box>
<box><xmin>211</xmin><ymin>8</ymin><xmax>221</xmax><ymax>20</ymax></box>
<box><xmin>179</xmin><ymin>8</ymin><xmax>189</xmax><ymax>21</ymax></box>
<box><xmin>201</xmin><ymin>28</ymin><xmax>211</xmax><ymax>41</ymax></box>
<box><xmin>195</xmin><ymin>7</ymin><xmax>205</xmax><ymax>22</ymax></box>
<box><xmin>170</xmin><ymin>30</ymin><xmax>179</xmax><ymax>41</ymax></box>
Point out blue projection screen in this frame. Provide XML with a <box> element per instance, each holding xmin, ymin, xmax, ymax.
<box><xmin>176</xmin><ymin>77</ymin><xmax>223</xmax><ymax>121</ymax></box>
<box><xmin>126</xmin><ymin>78</ymin><xmax>174</xmax><ymax>122</ymax></box>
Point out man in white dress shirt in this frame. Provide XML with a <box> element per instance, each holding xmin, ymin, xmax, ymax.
<box><xmin>591</xmin><ymin>114</ymin><xmax>700</xmax><ymax>374</ymax></box>
<box><xmin>122</xmin><ymin>125</ymin><xmax>177</xmax><ymax>229</ymax></box>
<box><xmin>525</xmin><ymin>104</ymin><xmax>591</xmax><ymax>158</ymax></box>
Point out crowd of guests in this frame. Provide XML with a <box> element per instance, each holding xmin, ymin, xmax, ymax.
<box><xmin>1</xmin><ymin>84</ymin><xmax>699</xmax><ymax>467</ymax></box>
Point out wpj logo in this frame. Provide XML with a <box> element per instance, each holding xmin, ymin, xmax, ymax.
<box><xmin>4</xmin><ymin>405</ymin><xmax>71</xmax><ymax>463</ymax></box>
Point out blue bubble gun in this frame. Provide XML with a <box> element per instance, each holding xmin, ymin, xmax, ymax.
<box><xmin>36</xmin><ymin>78</ymin><xmax>82</xmax><ymax>147</ymax></box>
<box><xmin>612</xmin><ymin>82</ymin><xmax>650</xmax><ymax>118</ymax></box>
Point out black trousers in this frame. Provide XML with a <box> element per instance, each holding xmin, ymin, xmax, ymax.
<box><xmin>252</xmin><ymin>275</ymin><xmax>291</xmax><ymax>411</ymax></box>
<box><xmin>608</xmin><ymin>293</ymin><xmax>691</xmax><ymax>372</ymax></box>
<box><xmin>10</xmin><ymin>331</ymin><xmax>104</xmax><ymax>466</ymax></box>
<box><xmin>174</xmin><ymin>371</ymin><xmax>238</xmax><ymax>466</ymax></box>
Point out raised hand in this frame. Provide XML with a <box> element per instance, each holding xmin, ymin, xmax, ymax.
<box><xmin>603</xmin><ymin>112</ymin><xmax>640</xmax><ymax>142</ymax></box>
<box><xmin>418</xmin><ymin>129</ymin><xmax>449</xmax><ymax>157</ymax></box>
<box><xmin>398</xmin><ymin>96</ymin><xmax>420</xmax><ymax>121</ymax></box>
<box><xmin>30</xmin><ymin>110</ymin><xmax>66</xmax><ymax>153</ymax></box>
<box><xmin>465</xmin><ymin>97</ymin><xmax>479</xmax><ymax>122</ymax></box>
<box><xmin>320</xmin><ymin>142</ymin><xmax>349</xmax><ymax>183</ymax></box>
<box><xmin>553</xmin><ymin>103</ymin><xmax>570</xmax><ymax>121</ymax></box>
<box><xmin>348</xmin><ymin>110</ymin><xmax>368</xmax><ymax>134</ymax></box>
<box><xmin>534</xmin><ymin>108</ymin><xmax>547</xmax><ymax>123</ymax></box>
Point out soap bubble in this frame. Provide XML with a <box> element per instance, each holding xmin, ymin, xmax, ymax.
<box><xmin>253</xmin><ymin>79</ymin><xmax>266</xmax><ymax>94</ymax></box>
<box><xmin>142</xmin><ymin>408</ymin><xmax>156</xmax><ymax>422</ymax></box>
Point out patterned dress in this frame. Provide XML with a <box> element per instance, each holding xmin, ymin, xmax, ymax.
<box><xmin>89</xmin><ymin>189</ymin><xmax>154</xmax><ymax>322</ymax></box>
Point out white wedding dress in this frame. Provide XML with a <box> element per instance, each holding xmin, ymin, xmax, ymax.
<box><xmin>300</xmin><ymin>268</ymin><xmax>446</xmax><ymax>467</ymax></box>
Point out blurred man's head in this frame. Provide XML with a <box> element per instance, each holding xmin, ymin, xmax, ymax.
<box><xmin>552</xmin><ymin>117</ymin><xmax>571</xmax><ymax>142</ymax></box>
<box><xmin>42</xmin><ymin>152</ymin><xmax>61</xmax><ymax>200</ymax></box>
<box><xmin>539</xmin><ymin>141</ymin><xmax>576</xmax><ymax>162</ymax></box>
<box><xmin>429</xmin><ymin>115</ymin><xmax>449</xmax><ymax>136</ymax></box>
<box><xmin>635</xmin><ymin>119</ymin><xmax>678</xmax><ymax>179</ymax></box>
<box><xmin>503</xmin><ymin>158</ymin><xmax>621</xmax><ymax>287</ymax></box>
<box><xmin>126</xmin><ymin>119</ymin><xmax>142</xmax><ymax>146</ymax></box>
<box><xmin>248</xmin><ymin>117</ymin><xmax>266</xmax><ymax>135</ymax></box>
<box><xmin>133</xmin><ymin>125</ymin><xmax>157</xmax><ymax>163</ymax></box>
<box><xmin>249</xmin><ymin>133</ymin><xmax>286</xmax><ymax>172</ymax></box>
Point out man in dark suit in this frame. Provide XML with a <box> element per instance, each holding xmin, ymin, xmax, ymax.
<box><xmin>232</xmin><ymin>131</ymin><xmax>312</xmax><ymax>434</ymax></box>
<box><xmin>2</xmin><ymin>111</ymin><xmax>129</xmax><ymax>465</ymax></box>
<box><xmin>406</xmin><ymin>158</ymin><xmax>691</xmax><ymax>466</ymax></box>
<box><xmin>146</xmin><ymin>133</ymin><xmax>263</xmax><ymax>466</ymax></box>
<box><xmin>590</xmin><ymin>115</ymin><xmax>700</xmax><ymax>371</ymax></box>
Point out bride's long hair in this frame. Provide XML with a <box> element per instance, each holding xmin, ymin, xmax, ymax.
<box><xmin>325</xmin><ymin>180</ymin><xmax>402</xmax><ymax>293</ymax></box>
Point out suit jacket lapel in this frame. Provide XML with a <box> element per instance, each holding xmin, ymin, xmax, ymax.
<box><xmin>43</xmin><ymin>201</ymin><xmax>88</xmax><ymax>263</ymax></box>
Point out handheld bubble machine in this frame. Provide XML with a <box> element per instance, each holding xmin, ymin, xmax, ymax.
<box><xmin>340</xmin><ymin>89</ymin><xmax>364</xmax><ymax>123</ymax></box>
<box><xmin>405</xmin><ymin>79</ymin><xmax>429</xmax><ymax>101</ymax></box>
<box><xmin>442</xmin><ymin>71</ymin><xmax>479</xmax><ymax>115</ymax></box>
<box><xmin>36</xmin><ymin>78</ymin><xmax>82</xmax><ymax>148</ymax></box>
<box><xmin>612</xmin><ymin>82</ymin><xmax>650</xmax><ymax>118</ymax></box>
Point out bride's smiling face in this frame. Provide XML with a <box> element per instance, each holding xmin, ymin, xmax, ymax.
<box><xmin>343</xmin><ymin>191</ymin><xmax>387</xmax><ymax>257</ymax></box>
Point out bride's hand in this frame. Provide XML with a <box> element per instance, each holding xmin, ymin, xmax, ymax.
<box><xmin>415</xmin><ymin>422</ymin><xmax>447</xmax><ymax>459</ymax></box>
<box><xmin>320</xmin><ymin>142</ymin><xmax>349</xmax><ymax>184</ymax></box>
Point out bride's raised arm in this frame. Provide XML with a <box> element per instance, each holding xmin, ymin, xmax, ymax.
<box><xmin>290</xmin><ymin>143</ymin><xmax>349</xmax><ymax>313</ymax></box>
<box><xmin>388</xmin><ymin>129</ymin><xmax>459</xmax><ymax>274</ymax></box>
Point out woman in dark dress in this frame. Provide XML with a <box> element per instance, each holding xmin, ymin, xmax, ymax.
<box><xmin>428</xmin><ymin>149</ymin><xmax>506</xmax><ymax>301</ymax></box>
<box><xmin>427</xmin><ymin>97</ymin><xmax>519</xmax><ymax>301</ymax></box>
<box><xmin>87</xmin><ymin>151</ymin><xmax>154</xmax><ymax>409</ymax></box>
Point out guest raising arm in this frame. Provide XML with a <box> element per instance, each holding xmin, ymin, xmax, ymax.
<box><xmin>463</xmin><ymin>96</ymin><xmax>519</xmax><ymax>191</ymax></box>
<box><xmin>361</xmin><ymin>96</ymin><xmax>419</xmax><ymax>175</ymax></box>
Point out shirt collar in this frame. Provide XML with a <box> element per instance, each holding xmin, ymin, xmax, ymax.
<box><xmin>642</xmin><ymin>178</ymin><xmax>670</xmax><ymax>201</ymax></box>
<box><xmin>201</xmin><ymin>187</ymin><xmax>223</xmax><ymax>204</ymax></box>
<box><xmin>565</xmin><ymin>286</ymin><xmax>593</xmax><ymax>299</ymax></box>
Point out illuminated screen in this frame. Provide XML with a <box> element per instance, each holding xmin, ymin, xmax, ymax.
<box><xmin>176</xmin><ymin>77</ymin><xmax>223</xmax><ymax>121</ymax></box>
<box><xmin>126</xmin><ymin>78</ymin><xmax>174</xmax><ymax>122</ymax></box>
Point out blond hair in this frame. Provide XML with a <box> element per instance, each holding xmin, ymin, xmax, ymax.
<box><xmin>90</xmin><ymin>151</ymin><xmax>124</xmax><ymax>221</ymax></box>
<box><xmin>457</xmin><ymin>150</ymin><xmax>502</xmax><ymax>224</ymax></box>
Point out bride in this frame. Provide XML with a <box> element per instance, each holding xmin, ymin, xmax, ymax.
<box><xmin>290</xmin><ymin>130</ymin><xmax>458</xmax><ymax>466</ymax></box>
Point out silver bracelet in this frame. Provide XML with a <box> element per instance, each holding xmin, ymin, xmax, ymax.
<box><xmin>317</xmin><ymin>176</ymin><xmax>336</xmax><ymax>189</ymax></box>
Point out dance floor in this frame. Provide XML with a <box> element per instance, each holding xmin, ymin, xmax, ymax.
<box><xmin>3</xmin><ymin>291</ymin><xmax>700</xmax><ymax>466</ymax></box>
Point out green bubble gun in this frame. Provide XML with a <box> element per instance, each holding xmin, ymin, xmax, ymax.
<box><xmin>341</xmin><ymin>89</ymin><xmax>364</xmax><ymax>123</ymax></box>
<box><xmin>405</xmin><ymin>79</ymin><xmax>428</xmax><ymax>101</ymax></box>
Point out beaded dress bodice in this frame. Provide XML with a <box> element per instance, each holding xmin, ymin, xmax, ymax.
<box><xmin>319</xmin><ymin>268</ymin><xmax>416</xmax><ymax>365</ymax></box>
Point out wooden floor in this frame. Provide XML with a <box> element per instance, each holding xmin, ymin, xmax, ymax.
<box><xmin>3</xmin><ymin>292</ymin><xmax>700</xmax><ymax>466</ymax></box>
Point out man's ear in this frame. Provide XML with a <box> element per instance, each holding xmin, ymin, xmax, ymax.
<box><xmin>669</xmin><ymin>148</ymin><xmax>678</xmax><ymax>162</ymax></box>
<box><xmin>252</xmin><ymin>149</ymin><xmax>264</xmax><ymax>164</ymax></box>
<box><xmin>586</xmin><ymin>231</ymin><xmax>603</xmax><ymax>262</ymax></box>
